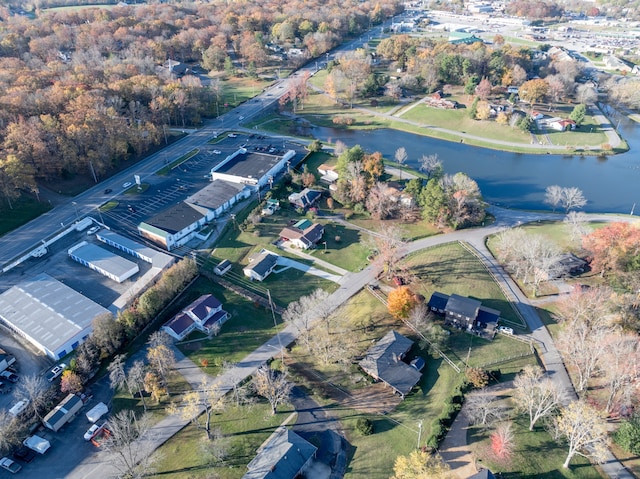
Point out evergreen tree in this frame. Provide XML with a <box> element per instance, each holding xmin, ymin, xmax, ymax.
<box><xmin>469</xmin><ymin>97</ymin><xmax>479</xmax><ymax>119</ymax></box>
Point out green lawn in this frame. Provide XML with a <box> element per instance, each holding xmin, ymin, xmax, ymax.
<box><xmin>306</xmin><ymin>220</ymin><xmax>371</xmax><ymax>272</ymax></box>
<box><xmin>176</xmin><ymin>277</ymin><xmax>285</xmax><ymax>375</ymax></box>
<box><xmin>403</xmin><ymin>243</ymin><xmax>525</xmax><ymax>327</ymax></box>
<box><xmin>151</xmin><ymin>401</ymin><xmax>291</xmax><ymax>479</ymax></box>
<box><xmin>468</xmin><ymin>416</ymin><xmax>603</xmax><ymax>478</ymax></box>
<box><xmin>0</xmin><ymin>197</ymin><xmax>51</xmax><ymax>237</ymax></box>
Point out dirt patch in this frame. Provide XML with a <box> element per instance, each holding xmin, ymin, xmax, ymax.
<box><xmin>287</xmin><ymin>359</ymin><xmax>402</xmax><ymax>414</ymax></box>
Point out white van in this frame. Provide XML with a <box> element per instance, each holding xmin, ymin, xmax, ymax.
<box><xmin>86</xmin><ymin>402</ymin><xmax>109</xmax><ymax>423</ymax></box>
<box><xmin>9</xmin><ymin>399</ymin><xmax>29</xmax><ymax>417</ymax></box>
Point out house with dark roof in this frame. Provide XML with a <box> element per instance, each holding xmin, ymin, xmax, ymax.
<box><xmin>427</xmin><ymin>292</ymin><xmax>500</xmax><ymax>338</ymax></box>
<box><xmin>243</xmin><ymin>250</ymin><xmax>279</xmax><ymax>281</ymax></box>
<box><xmin>278</xmin><ymin>220</ymin><xmax>324</xmax><ymax>250</ymax></box>
<box><xmin>162</xmin><ymin>294</ymin><xmax>230</xmax><ymax>340</ymax></box>
<box><xmin>242</xmin><ymin>427</ymin><xmax>317</xmax><ymax>479</ymax></box>
<box><xmin>288</xmin><ymin>188</ymin><xmax>322</xmax><ymax>209</ymax></box>
<box><xmin>468</xmin><ymin>468</ymin><xmax>496</xmax><ymax>479</ymax></box>
<box><xmin>359</xmin><ymin>330</ymin><xmax>422</xmax><ymax>398</ymax></box>
<box><xmin>214</xmin><ymin>259</ymin><xmax>232</xmax><ymax>276</ymax></box>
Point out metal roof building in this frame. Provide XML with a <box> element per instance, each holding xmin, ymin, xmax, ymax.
<box><xmin>68</xmin><ymin>241</ymin><xmax>139</xmax><ymax>283</ymax></box>
<box><xmin>96</xmin><ymin>230</ymin><xmax>173</xmax><ymax>269</ymax></box>
<box><xmin>0</xmin><ymin>273</ymin><xmax>110</xmax><ymax>360</ymax></box>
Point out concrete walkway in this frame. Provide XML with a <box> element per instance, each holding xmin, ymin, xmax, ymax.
<box><xmin>275</xmin><ymin>256</ymin><xmax>343</xmax><ymax>283</ymax></box>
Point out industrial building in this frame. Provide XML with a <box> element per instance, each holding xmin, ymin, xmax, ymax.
<box><xmin>96</xmin><ymin>230</ymin><xmax>171</xmax><ymax>266</ymax></box>
<box><xmin>210</xmin><ymin>148</ymin><xmax>295</xmax><ymax>189</ymax></box>
<box><xmin>68</xmin><ymin>241</ymin><xmax>139</xmax><ymax>283</ymax></box>
<box><xmin>0</xmin><ymin>273</ymin><xmax>110</xmax><ymax>360</ymax></box>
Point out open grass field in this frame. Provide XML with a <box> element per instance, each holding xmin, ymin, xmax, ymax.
<box><xmin>403</xmin><ymin>243</ymin><xmax>524</xmax><ymax>326</ymax></box>
<box><xmin>151</xmin><ymin>401</ymin><xmax>291</xmax><ymax>479</ymax></box>
<box><xmin>468</xmin><ymin>416</ymin><xmax>603</xmax><ymax>478</ymax></box>
<box><xmin>0</xmin><ymin>197</ymin><xmax>51</xmax><ymax>237</ymax></box>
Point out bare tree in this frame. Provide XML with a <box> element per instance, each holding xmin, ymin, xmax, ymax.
<box><xmin>170</xmin><ymin>378</ymin><xmax>225</xmax><ymax>440</ymax></box>
<box><xmin>575</xmin><ymin>84</ymin><xmax>597</xmax><ymax>104</ymax></box>
<box><xmin>282</xmin><ymin>288</ymin><xmax>330</xmax><ymax>352</ymax></box>
<box><xmin>564</xmin><ymin>211</ymin><xmax>589</xmax><ymax>242</ymax></box>
<box><xmin>554</xmin><ymin>286</ymin><xmax>614</xmax><ymax>329</ymax></box>
<box><xmin>147</xmin><ymin>343</ymin><xmax>176</xmax><ymax>386</ymax></box>
<box><xmin>253</xmin><ymin>366</ymin><xmax>292</xmax><ymax>415</ymax></box>
<box><xmin>394</xmin><ymin>146</ymin><xmax>408</xmax><ymax>179</ymax></box>
<box><xmin>561</xmin><ymin>187</ymin><xmax>587</xmax><ymax>212</ymax></box>
<box><xmin>102</xmin><ymin>410</ymin><xmax>156</xmax><ymax>479</ymax></box>
<box><xmin>551</xmin><ymin>400</ymin><xmax>608</xmax><ymax>469</ymax></box>
<box><xmin>199</xmin><ymin>426</ymin><xmax>228</xmax><ymax>466</ymax></box>
<box><xmin>308</xmin><ymin>320</ymin><xmax>358</xmax><ymax>365</ymax></box>
<box><xmin>365</xmin><ymin>182</ymin><xmax>399</xmax><ymax>220</ymax></box>
<box><xmin>18</xmin><ymin>374</ymin><xmax>53</xmax><ymax>420</ymax></box>
<box><xmin>128</xmin><ymin>360</ymin><xmax>148</xmax><ymax>411</ymax></box>
<box><xmin>513</xmin><ymin>365</ymin><xmax>565</xmax><ymax>431</ymax></box>
<box><xmin>148</xmin><ymin>330</ymin><xmax>173</xmax><ymax>349</ymax></box>
<box><xmin>600</xmin><ymin>332</ymin><xmax>640</xmax><ymax>413</ymax></box>
<box><xmin>465</xmin><ymin>392</ymin><xmax>508</xmax><ymax>427</ymax></box>
<box><xmin>367</xmin><ymin>223</ymin><xmax>405</xmax><ymax>278</ymax></box>
<box><xmin>419</xmin><ymin>154</ymin><xmax>443</xmax><ymax>179</ymax></box>
<box><xmin>108</xmin><ymin>354</ymin><xmax>134</xmax><ymax>398</ymax></box>
<box><xmin>544</xmin><ymin>185</ymin><xmax>564</xmax><ymax>212</ymax></box>
<box><xmin>0</xmin><ymin>411</ymin><xmax>26</xmax><ymax>452</ymax></box>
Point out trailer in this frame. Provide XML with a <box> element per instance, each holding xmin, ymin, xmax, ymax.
<box><xmin>86</xmin><ymin>402</ymin><xmax>108</xmax><ymax>423</ymax></box>
<box><xmin>43</xmin><ymin>394</ymin><xmax>83</xmax><ymax>432</ymax></box>
<box><xmin>23</xmin><ymin>435</ymin><xmax>51</xmax><ymax>454</ymax></box>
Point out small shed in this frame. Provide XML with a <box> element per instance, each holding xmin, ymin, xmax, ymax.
<box><xmin>214</xmin><ymin>259</ymin><xmax>232</xmax><ymax>276</ymax></box>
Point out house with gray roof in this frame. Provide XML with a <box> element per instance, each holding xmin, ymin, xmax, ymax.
<box><xmin>243</xmin><ymin>251</ymin><xmax>279</xmax><ymax>282</ymax></box>
<box><xmin>359</xmin><ymin>330</ymin><xmax>422</xmax><ymax>398</ymax></box>
<box><xmin>242</xmin><ymin>427</ymin><xmax>317</xmax><ymax>479</ymax></box>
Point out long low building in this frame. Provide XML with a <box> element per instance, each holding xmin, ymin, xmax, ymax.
<box><xmin>0</xmin><ymin>273</ymin><xmax>110</xmax><ymax>360</ymax></box>
<box><xmin>96</xmin><ymin>230</ymin><xmax>173</xmax><ymax>267</ymax></box>
<box><xmin>68</xmin><ymin>241</ymin><xmax>139</xmax><ymax>283</ymax></box>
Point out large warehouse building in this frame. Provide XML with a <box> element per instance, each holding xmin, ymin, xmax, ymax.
<box><xmin>68</xmin><ymin>241</ymin><xmax>139</xmax><ymax>283</ymax></box>
<box><xmin>0</xmin><ymin>273</ymin><xmax>110</xmax><ymax>360</ymax></box>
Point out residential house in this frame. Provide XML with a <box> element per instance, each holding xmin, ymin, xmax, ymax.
<box><xmin>242</xmin><ymin>427</ymin><xmax>317</xmax><ymax>479</ymax></box>
<box><xmin>424</xmin><ymin>91</ymin><xmax>457</xmax><ymax>109</ymax></box>
<box><xmin>548</xmin><ymin>118</ymin><xmax>576</xmax><ymax>131</ymax></box>
<box><xmin>317</xmin><ymin>163</ymin><xmax>339</xmax><ymax>184</ymax></box>
<box><xmin>536</xmin><ymin>253</ymin><xmax>588</xmax><ymax>281</ymax></box>
<box><xmin>468</xmin><ymin>469</ymin><xmax>496</xmax><ymax>479</ymax></box>
<box><xmin>359</xmin><ymin>330</ymin><xmax>422</xmax><ymax>398</ymax></box>
<box><xmin>243</xmin><ymin>250</ymin><xmax>279</xmax><ymax>281</ymax></box>
<box><xmin>162</xmin><ymin>294</ymin><xmax>230</xmax><ymax>340</ymax></box>
<box><xmin>279</xmin><ymin>219</ymin><xmax>324</xmax><ymax>250</ymax></box>
<box><xmin>214</xmin><ymin>259</ymin><xmax>232</xmax><ymax>276</ymax></box>
<box><xmin>428</xmin><ymin>292</ymin><xmax>500</xmax><ymax>337</ymax></box>
<box><xmin>288</xmin><ymin>188</ymin><xmax>322</xmax><ymax>209</ymax></box>
<box><xmin>163</xmin><ymin>59</ymin><xmax>190</xmax><ymax>77</ymax></box>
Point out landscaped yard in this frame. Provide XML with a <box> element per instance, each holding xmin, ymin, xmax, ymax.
<box><xmin>151</xmin><ymin>401</ymin><xmax>291</xmax><ymax>479</ymax></box>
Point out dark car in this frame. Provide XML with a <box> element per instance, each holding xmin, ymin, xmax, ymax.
<box><xmin>13</xmin><ymin>446</ymin><xmax>36</xmax><ymax>463</ymax></box>
<box><xmin>104</xmin><ymin>188</ymin><xmax>112</xmax><ymax>194</ymax></box>
<box><xmin>127</xmin><ymin>205</ymin><xmax>137</xmax><ymax>213</ymax></box>
<box><xmin>0</xmin><ymin>371</ymin><xmax>18</xmax><ymax>383</ymax></box>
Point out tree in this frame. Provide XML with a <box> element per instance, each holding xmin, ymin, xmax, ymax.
<box><xmin>18</xmin><ymin>374</ymin><xmax>53</xmax><ymax>420</ymax></box>
<box><xmin>0</xmin><ymin>154</ymin><xmax>37</xmax><ymax>209</ymax></box>
<box><xmin>419</xmin><ymin>154</ymin><xmax>443</xmax><ymax>179</ymax></box>
<box><xmin>575</xmin><ymin>84</ymin><xmax>597</xmax><ymax>104</ymax></box>
<box><xmin>466</xmin><ymin>367</ymin><xmax>489</xmax><ymax>389</ymax></box>
<box><xmin>171</xmin><ymin>378</ymin><xmax>225</xmax><ymax>439</ymax></box>
<box><xmin>614</xmin><ymin>414</ymin><xmax>640</xmax><ymax>455</ymax></box>
<box><xmin>282</xmin><ymin>289</ymin><xmax>331</xmax><ymax>352</ymax></box>
<box><xmin>490</xmin><ymin>422</ymin><xmax>515</xmax><ymax>463</ymax></box>
<box><xmin>465</xmin><ymin>391</ymin><xmax>508</xmax><ymax>427</ymax></box>
<box><xmin>144</xmin><ymin>371</ymin><xmax>167</xmax><ymax>403</ymax></box>
<box><xmin>387</xmin><ymin>286</ymin><xmax>417</xmax><ymax>319</ymax></box>
<box><xmin>513</xmin><ymin>365</ymin><xmax>564</xmax><ymax>430</ymax></box>
<box><xmin>92</xmin><ymin>312</ymin><xmax>122</xmax><ymax>357</ymax></box>
<box><xmin>147</xmin><ymin>343</ymin><xmax>176</xmax><ymax>386</ymax></box>
<box><xmin>366</xmin><ymin>182</ymin><xmax>398</xmax><ymax>220</ymax></box>
<box><xmin>544</xmin><ymin>185</ymin><xmax>564</xmax><ymax>212</ymax></box>
<box><xmin>569</xmin><ymin>104</ymin><xmax>587</xmax><ymax>126</ymax></box>
<box><xmin>468</xmin><ymin>97</ymin><xmax>479</xmax><ymax>119</ymax></box>
<box><xmin>394</xmin><ymin>147</ymin><xmax>408</xmax><ymax>179</ymax></box>
<box><xmin>600</xmin><ymin>332</ymin><xmax>640</xmax><ymax>413</ymax></box>
<box><xmin>420</xmin><ymin>179</ymin><xmax>447</xmax><ymax>227</ymax></box>
<box><xmin>253</xmin><ymin>365</ymin><xmax>292</xmax><ymax>415</ymax></box>
<box><xmin>60</xmin><ymin>370</ymin><xmax>83</xmax><ymax>394</ymax></box>
<box><xmin>391</xmin><ymin>450</ymin><xmax>453</xmax><ymax>479</ymax></box>
<box><xmin>582</xmin><ymin>222</ymin><xmax>640</xmax><ymax>278</ymax></box>
<box><xmin>475</xmin><ymin>78</ymin><xmax>492</xmax><ymax>101</ymax></box>
<box><xmin>519</xmin><ymin>78</ymin><xmax>549</xmax><ymax>106</ymax></box>
<box><xmin>564</xmin><ymin>211</ymin><xmax>589</xmax><ymax>242</ymax></box>
<box><xmin>128</xmin><ymin>360</ymin><xmax>148</xmax><ymax>411</ymax></box>
<box><xmin>560</xmin><ymin>187</ymin><xmax>587</xmax><ymax>212</ymax></box>
<box><xmin>368</xmin><ymin>223</ymin><xmax>405</xmax><ymax>278</ymax></box>
<box><xmin>108</xmin><ymin>354</ymin><xmax>134</xmax><ymax>398</ymax></box>
<box><xmin>440</xmin><ymin>173</ymin><xmax>485</xmax><ymax>230</ymax></box>
<box><xmin>552</xmin><ymin>400</ymin><xmax>608</xmax><ymax>469</ymax></box>
<box><xmin>102</xmin><ymin>410</ymin><xmax>156</xmax><ymax>479</ymax></box>
<box><xmin>0</xmin><ymin>411</ymin><xmax>26</xmax><ymax>452</ymax></box>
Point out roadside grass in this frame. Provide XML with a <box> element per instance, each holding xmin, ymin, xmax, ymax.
<box><xmin>123</xmin><ymin>183</ymin><xmax>150</xmax><ymax>195</ymax></box>
<box><xmin>0</xmin><ymin>197</ymin><xmax>51</xmax><ymax>237</ymax></box>
<box><xmin>403</xmin><ymin>243</ymin><xmax>524</xmax><ymax>326</ymax></box>
<box><xmin>345</xmin><ymin>215</ymin><xmax>441</xmax><ymax>242</ymax></box>
<box><xmin>151</xmin><ymin>401</ymin><xmax>291</xmax><ymax>479</ymax></box>
<box><xmin>175</xmin><ymin>276</ymin><xmax>284</xmax><ymax>375</ymax></box>
<box><xmin>157</xmin><ymin>148</ymin><xmax>200</xmax><ymax>176</ymax></box>
<box><xmin>447</xmin><ymin>332</ymin><xmax>536</xmax><ymax>373</ymax></box>
<box><xmin>468</xmin><ymin>416</ymin><xmax>603</xmax><ymax>478</ymax></box>
<box><xmin>220</xmin><ymin>76</ymin><xmax>271</xmax><ymax>108</ymax></box>
<box><xmin>99</xmin><ymin>200</ymin><xmax>119</xmax><ymax>212</ymax></box>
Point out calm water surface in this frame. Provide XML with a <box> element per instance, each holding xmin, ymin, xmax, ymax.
<box><xmin>312</xmin><ymin>109</ymin><xmax>640</xmax><ymax>213</ymax></box>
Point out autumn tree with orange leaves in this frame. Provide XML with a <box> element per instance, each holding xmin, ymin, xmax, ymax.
<box><xmin>387</xmin><ymin>286</ymin><xmax>417</xmax><ymax>319</ymax></box>
<box><xmin>582</xmin><ymin>222</ymin><xmax>640</xmax><ymax>277</ymax></box>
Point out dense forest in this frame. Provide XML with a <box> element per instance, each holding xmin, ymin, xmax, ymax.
<box><xmin>0</xmin><ymin>0</ymin><xmax>401</xmax><ymax>205</ymax></box>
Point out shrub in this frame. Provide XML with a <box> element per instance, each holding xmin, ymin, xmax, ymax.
<box><xmin>466</xmin><ymin>367</ymin><xmax>489</xmax><ymax>389</ymax></box>
<box><xmin>356</xmin><ymin>417</ymin><xmax>374</xmax><ymax>436</ymax></box>
<box><xmin>614</xmin><ymin>415</ymin><xmax>640</xmax><ymax>454</ymax></box>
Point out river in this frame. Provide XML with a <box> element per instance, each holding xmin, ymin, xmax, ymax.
<box><xmin>311</xmin><ymin>109</ymin><xmax>640</xmax><ymax>214</ymax></box>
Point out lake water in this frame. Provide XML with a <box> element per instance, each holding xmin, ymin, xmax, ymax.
<box><xmin>311</xmin><ymin>109</ymin><xmax>640</xmax><ymax>213</ymax></box>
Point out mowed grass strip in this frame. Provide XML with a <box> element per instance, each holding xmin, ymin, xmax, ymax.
<box><xmin>151</xmin><ymin>402</ymin><xmax>291</xmax><ymax>479</ymax></box>
<box><xmin>0</xmin><ymin>197</ymin><xmax>51</xmax><ymax>237</ymax></box>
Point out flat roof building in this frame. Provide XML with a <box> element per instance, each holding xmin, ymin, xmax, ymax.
<box><xmin>0</xmin><ymin>273</ymin><xmax>110</xmax><ymax>360</ymax></box>
<box><xmin>68</xmin><ymin>241</ymin><xmax>139</xmax><ymax>283</ymax></box>
<box><xmin>211</xmin><ymin>148</ymin><xmax>295</xmax><ymax>189</ymax></box>
<box><xmin>96</xmin><ymin>230</ymin><xmax>173</xmax><ymax>268</ymax></box>
<box><xmin>138</xmin><ymin>202</ymin><xmax>206</xmax><ymax>251</ymax></box>
<box><xmin>186</xmin><ymin>180</ymin><xmax>251</xmax><ymax>219</ymax></box>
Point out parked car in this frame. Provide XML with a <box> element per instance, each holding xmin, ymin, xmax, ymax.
<box><xmin>12</xmin><ymin>447</ymin><xmax>35</xmax><ymax>463</ymax></box>
<box><xmin>497</xmin><ymin>326</ymin><xmax>514</xmax><ymax>335</ymax></box>
<box><xmin>212</xmin><ymin>150</ymin><xmax>222</xmax><ymax>155</ymax></box>
<box><xmin>0</xmin><ymin>457</ymin><xmax>21</xmax><ymax>474</ymax></box>
<box><xmin>122</xmin><ymin>182</ymin><xmax>132</xmax><ymax>189</ymax></box>
<box><xmin>228</xmin><ymin>133</ymin><xmax>237</xmax><ymax>138</ymax></box>
<box><xmin>127</xmin><ymin>205</ymin><xmax>137</xmax><ymax>213</ymax></box>
<box><xmin>46</xmin><ymin>363</ymin><xmax>66</xmax><ymax>382</ymax></box>
<box><xmin>0</xmin><ymin>371</ymin><xmax>18</xmax><ymax>383</ymax></box>
<box><xmin>104</xmin><ymin>188</ymin><xmax>112</xmax><ymax>194</ymax></box>
<box><xmin>84</xmin><ymin>423</ymin><xmax>101</xmax><ymax>441</ymax></box>
<box><xmin>86</xmin><ymin>226</ymin><xmax>101</xmax><ymax>235</ymax></box>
